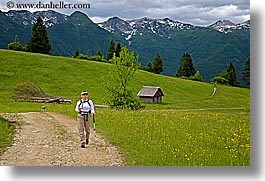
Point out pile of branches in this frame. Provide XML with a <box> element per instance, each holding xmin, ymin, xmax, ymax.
<box><xmin>12</xmin><ymin>82</ymin><xmax>71</xmax><ymax>104</ymax></box>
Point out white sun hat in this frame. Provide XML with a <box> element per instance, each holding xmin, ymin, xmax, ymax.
<box><xmin>81</xmin><ymin>90</ymin><xmax>88</xmax><ymax>95</ymax></box>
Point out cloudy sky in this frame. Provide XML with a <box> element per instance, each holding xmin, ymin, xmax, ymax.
<box><xmin>0</xmin><ymin>0</ymin><xmax>250</xmax><ymax>26</ymax></box>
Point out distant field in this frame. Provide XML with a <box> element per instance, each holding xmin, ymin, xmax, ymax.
<box><xmin>0</xmin><ymin>50</ymin><xmax>250</xmax><ymax>165</ymax></box>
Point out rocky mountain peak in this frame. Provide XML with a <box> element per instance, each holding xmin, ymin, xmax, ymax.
<box><xmin>5</xmin><ymin>10</ymin><xmax>67</xmax><ymax>27</ymax></box>
<box><xmin>98</xmin><ymin>17</ymin><xmax>195</xmax><ymax>40</ymax></box>
<box><xmin>208</xmin><ymin>19</ymin><xmax>250</xmax><ymax>33</ymax></box>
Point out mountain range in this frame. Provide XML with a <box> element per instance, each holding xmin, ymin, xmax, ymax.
<box><xmin>0</xmin><ymin>10</ymin><xmax>250</xmax><ymax>85</ymax></box>
<box><xmin>98</xmin><ymin>17</ymin><xmax>250</xmax><ymax>40</ymax></box>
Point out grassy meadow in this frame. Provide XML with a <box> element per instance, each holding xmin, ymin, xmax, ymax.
<box><xmin>0</xmin><ymin>50</ymin><xmax>250</xmax><ymax>165</ymax></box>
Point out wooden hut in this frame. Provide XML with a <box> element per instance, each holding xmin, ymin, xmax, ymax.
<box><xmin>137</xmin><ymin>86</ymin><xmax>164</xmax><ymax>103</ymax></box>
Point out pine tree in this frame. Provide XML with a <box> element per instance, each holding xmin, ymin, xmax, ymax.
<box><xmin>176</xmin><ymin>53</ymin><xmax>196</xmax><ymax>77</ymax></box>
<box><xmin>97</xmin><ymin>48</ymin><xmax>102</xmax><ymax>57</ymax></box>
<box><xmin>115</xmin><ymin>42</ymin><xmax>122</xmax><ymax>57</ymax></box>
<box><xmin>73</xmin><ymin>48</ymin><xmax>80</xmax><ymax>58</ymax></box>
<box><xmin>242</xmin><ymin>57</ymin><xmax>250</xmax><ymax>86</ymax></box>
<box><xmin>107</xmin><ymin>39</ymin><xmax>115</xmax><ymax>61</ymax></box>
<box><xmin>226</xmin><ymin>62</ymin><xmax>237</xmax><ymax>86</ymax></box>
<box><xmin>152</xmin><ymin>52</ymin><xmax>163</xmax><ymax>74</ymax></box>
<box><xmin>26</xmin><ymin>17</ymin><xmax>51</xmax><ymax>54</ymax></box>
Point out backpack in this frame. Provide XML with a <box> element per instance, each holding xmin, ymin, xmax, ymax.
<box><xmin>78</xmin><ymin>99</ymin><xmax>91</xmax><ymax>114</ymax></box>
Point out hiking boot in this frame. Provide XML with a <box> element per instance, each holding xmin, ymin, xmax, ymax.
<box><xmin>86</xmin><ymin>139</ymin><xmax>89</xmax><ymax>145</ymax></box>
<box><xmin>81</xmin><ymin>145</ymin><xmax>85</xmax><ymax>148</ymax></box>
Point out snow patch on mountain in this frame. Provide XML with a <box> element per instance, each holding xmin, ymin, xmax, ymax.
<box><xmin>208</xmin><ymin>20</ymin><xmax>250</xmax><ymax>33</ymax></box>
<box><xmin>98</xmin><ymin>17</ymin><xmax>195</xmax><ymax>40</ymax></box>
<box><xmin>98</xmin><ymin>17</ymin><xmax>249</xmax><ymax>40</ymax></box>
<box><xmin>5</xmin><ymin>10</ymin><xmax>67</xmax><ymax>27</ymax></box>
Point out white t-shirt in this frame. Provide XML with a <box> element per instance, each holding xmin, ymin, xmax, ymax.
<box><xmin>75</xmin><ymin>99</ymin><xmax>95</xmax><ymax>114</ymax></box>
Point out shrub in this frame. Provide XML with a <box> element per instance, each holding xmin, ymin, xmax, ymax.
<box><xmin>189</xmin><ymin>71</ymin><xmax>203</xmax><ymax>82</ymax></box>
<box><xmin>77</xmin><ymin>53</ymin><xmax>89</xmax><ymax>60</ymax></box>
<box><xmin>210</xmin><ymin>76</ymin><xmax>229</xmax><ymax>85</ymax></box>
<box><xmin>8</xmin><ymin>35</ymin><xmax>25</xmax><ymax>51</ymax></box>
<box><xmin>88</xmin><ymin>55</ymin><xmax>106</xmax><ymax>62</ymax></box>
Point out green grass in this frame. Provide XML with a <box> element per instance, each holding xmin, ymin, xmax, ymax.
<box><xmin>0</xmin><ymin>116</ymin><xmax>15</xmax><ymax>155</ymax></box>
<box><xmin>0</xmin><ymin>49</ymin><xmax>250</xmax><ymax>165</ymax></box>
<box><xmin>96</xmin><ymin>109</ymin><xmax>250</xmax><ymax>166</ymax></box>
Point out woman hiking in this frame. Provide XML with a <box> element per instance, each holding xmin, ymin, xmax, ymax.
<box><xmin>75</xmin><ymin>90</ymin><xmax>95</xmax><ymax>148</ymax></box>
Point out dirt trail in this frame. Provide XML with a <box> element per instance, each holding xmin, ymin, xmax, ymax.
<box><xmin>0</xmin><ymin>112</ymin><xmax>124</xmax><ymax>166</ymax></box>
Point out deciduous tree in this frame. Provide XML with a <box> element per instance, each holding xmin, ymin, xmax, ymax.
<box><xmin>104</xmin><ymin>47</ymin><xmax>143</xmax><ymax>110</ymax></box>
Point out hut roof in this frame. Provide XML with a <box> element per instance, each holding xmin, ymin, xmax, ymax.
<box><xmin>137</xmin><ymin>86</ymin><xmax>164</xmax><ymax>97</ymax></box>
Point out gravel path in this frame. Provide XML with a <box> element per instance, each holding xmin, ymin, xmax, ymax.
<box><xmin>0</xmin><ymin>112</ymin><xmax>124</xmax><ymax>166</ymax></box>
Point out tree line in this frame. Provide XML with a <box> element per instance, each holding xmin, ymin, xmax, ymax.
<box><xmin>143</xmin><ymin>51</ymin><xmax>249</xmax><ymax>87</ymax></box>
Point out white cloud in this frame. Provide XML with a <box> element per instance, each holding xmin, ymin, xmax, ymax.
<box><xmin>210</xmin><ymin>4</ymin><xmax>239</xmax><ymax>17</ymax></box>
<box><xmin>90</xmin><ymin>16</ymin><xmax>111</xmax><ymax>23</ymax></box>
<box><xmin>0</xmin><ymin>0</ymin><xmax>250</xmax><ymax>25</ymax></box>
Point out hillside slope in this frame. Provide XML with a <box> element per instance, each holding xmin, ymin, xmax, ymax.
<box><xmin>0</xmin><ymin>50</ymin><xmax>249</xmax><ymax>113</ymax></box>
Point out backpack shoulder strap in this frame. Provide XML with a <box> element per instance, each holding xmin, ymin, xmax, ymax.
<box><xmin>79</xmin><ymin>99</ymin><xmax>91</xmax><ymax>107</ymax></box>
<box><xmin>78</xmin><ymin>99</ymin><xmax>83</xmax><ymax>108</ymax></box>
<box><xmin>86</xmin><ymin>99</ymin><xmax>91</xmax><ymax>107</ymax></box>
